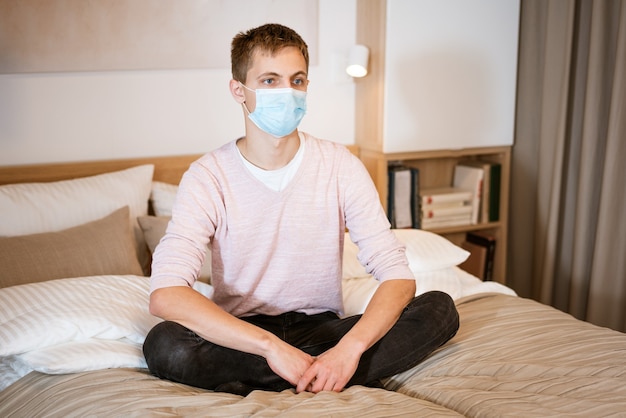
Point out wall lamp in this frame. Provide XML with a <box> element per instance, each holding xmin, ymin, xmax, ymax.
<box><xmin>346</xmin><ymin>44</ymin><xmax>370</xmax><ymax>78</ymax></box>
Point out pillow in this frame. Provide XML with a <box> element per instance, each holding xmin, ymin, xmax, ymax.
<box><xmin>12</xmin><ymin>339</ymin><xmax>147</xmax><ymax>375</ymax></box>
<box><xmin>0</xmin><ymin>206</ymin><xmax>143</xmax><ymax>288</ymax></box>
<box><xmin>342</xmin><ymin>276</ymin><xmax>380</xmax><ymax>317</ymax></box>
<box><xmin>341</xmin><ymin>266</ymin><xmax>517</xmax><ymax>317</ymax></box>
<box><xmin>0</xmin><ymin>357</ymin><xmax>28</xmax><ymax>391</ymax></box>
<box><xmin>0</xmin><ymin>275</ymin><xmax>161</xmax><ymax>357</ymax></box>
<box><xmin>150</xmin><ymin>181</ymin><xmax>179</xmax><ymax>216</ymax></box>
<box><xmin>343</xmin><ymin>229</ymin><xmax>470</xmax><ymax>278</ymax></box>
<box><xmin>137</xmin><ymin>215</ymin><xmax>212</xmax><ymax>282</ymax></box>
<box><xmin>0</xmin><ymin>164</ymin><xmax>154</xmax><ymax>274</ymax></box>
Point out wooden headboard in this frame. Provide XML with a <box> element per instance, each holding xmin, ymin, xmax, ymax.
<box><xmin>0</xmin><ymin>144</ymin><xmax>359</xmax><ymax>186</ymax></box>
<box><xmin>0</xmin><ymin>154</ymin><xmax>203</xmax><ymax>186</ymax></box>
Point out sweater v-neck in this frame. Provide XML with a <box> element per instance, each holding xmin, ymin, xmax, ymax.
<box><xmin>235</xmin><ymin>133</ymin><xmax>306</xmax><ymax>194</ymax></box>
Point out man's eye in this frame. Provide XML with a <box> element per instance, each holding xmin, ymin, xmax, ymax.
<box><xmin>293</xmin><ymin>79</ymin><xmax>304</xmax><ymax>86</ymax></box>
<box><xmin>262</xmin><ymin>79</ymin><xmax>274</xmax><ymax>85</ymax></box>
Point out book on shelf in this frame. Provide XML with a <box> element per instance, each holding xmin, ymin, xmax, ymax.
<box><xmin>387</xmin><ymin>165</ymin><xmax>420</xmax><ymax>229</ymax></box>
<box><xmin>420</xmin><ymin>187</ymin><xmax>472</xmax><ymax>207</ymax></box>
<box><xmin>486</xmin><ymin>162</ymin><xmax>501</xmax><ymax>222</ymax></box>
<box><xmin>459</xmin><ymin>240</ymin><xmax>487</xmax><ymax>279</ymax></box>
<box><xmin>422</xmin><ymin>204</ymin><xmax>472</xmax><ymax>220</ymax></box>
<box><xmin>421</xmin><ymin>214</ymin><xmax>472</xmax><ymax>230</ymax></box>
<box><xmin>456</xmin><ymin>160</ymin><xmax>490</xmax><ymax>222</ymax></box>
<box><xmin>453</xmin><ymin>163</ymin><xmax>484</xmax><ymax>224</ymax></box>
<box><xmin>420</xmin><ymin>187</ymin><xmax>473</xmax><ymax>230</ymax></box>
<box><xmin>455</xmin><ymin>160</ymin><xmax>501</xmax><ymax>222</ymax></box>
<box><xmin>465</xmin><ymin>231</ymin><xmax>496</xmax><ymax>281</ymax></box>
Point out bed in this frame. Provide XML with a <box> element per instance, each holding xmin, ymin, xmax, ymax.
<box><xmin>1</xmin><ymin>151</ymin><xmax>626</xmax><ymax>417</ymax></box>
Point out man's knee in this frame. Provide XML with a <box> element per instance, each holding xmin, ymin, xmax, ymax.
<box><xmin>426</xmin><ymin>290</ymin><xmax>459</xmax><ymax>340</ymax></box>
<box><xmin>406</xmin><ymin>290</ymin><xmax>459</xmax><ymax>337</ymax></box>
<box><xmin>143</xmin><ymin>321</ymin><xmax>194</xmax><ymax>378</ymax></box>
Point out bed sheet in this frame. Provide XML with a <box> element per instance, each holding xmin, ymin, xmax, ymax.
<box><xmin>385</xmin><ymin>293</ymin><xmax>626</xmax><ymax>416</ymax></box>
<box><xmin>0</xmin><ymin>368</ymin><xmax>462</xmax><ymax>417</ymax></box>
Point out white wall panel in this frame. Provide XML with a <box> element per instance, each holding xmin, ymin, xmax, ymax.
<box><xmin>0</xmin><ymin>0</ymin><xmax>356</xmax><ymax>166</ymax></box>
<box><xmin>383</xmin><ymin>0</ymin><xmax>519</xmax><ymax>152</ymax></box>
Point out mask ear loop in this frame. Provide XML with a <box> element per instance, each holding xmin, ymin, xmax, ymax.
<box><xmin>239</xmin><ymin>82</ymin><xmax>254</xmax><ymax>114</ymax></box>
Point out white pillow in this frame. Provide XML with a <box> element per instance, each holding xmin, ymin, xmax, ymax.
<box><xmin>0</xmin><ymin>357</ymin><xmax>29</xmax><ymax>391</ymax></box>
<box><xmin>0</xmin><ymin>275</ymin><xmax>161</xmax><ymax>357</ymax></box>
<box><xmin>0</xmin><ymin>165</ymin><xmax>154</xmax><ymax>272</ymax></box>
<box><xmin>0</xmin><ymin>276</ymin><xmax>215</xmax><ymax>385</ymax></box>
<box><xmin>150</xmin><ymin>181</ymin><xmax>179</xmax><ymax>217</ymax></box>
<box><xmin>12</xmin><ymin>339</ymin><xmax>147</xmax><ymax>375</ymax></box>
<box><xmin>342</xmin><ymin>276</ymin><xmax>380</xmax><ymax>317</ymax></box>
<box><xmin>0</xmin><ymin>165</ymin><xmax>154</xmax><ymax>236</ymax></box>
<box><xmin>341</xmin><ymin>266</ymin><xmax>517</xmax><ymax>317</ymax></box>
<box><xmin>343</xmin><ymin>229</ymin><xmax>470</xmax><ymax>278</ymax></box>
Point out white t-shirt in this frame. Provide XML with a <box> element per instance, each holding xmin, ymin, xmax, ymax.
<box><xmin>237</xmin><ymin>132</ymin><xmax>305</xmax><ymax>192</ymax></box>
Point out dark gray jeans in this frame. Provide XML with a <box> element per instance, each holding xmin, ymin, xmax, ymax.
<box><xmin>143</xmin><ymin>290</ymin><xmax>459</xmax><ymax>392</ymax></box>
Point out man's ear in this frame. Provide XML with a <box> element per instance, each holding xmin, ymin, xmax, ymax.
<box><xmin>230</xmin><ymin>79</ymin><xmax>246</xmax><ymax>104</ymax></box>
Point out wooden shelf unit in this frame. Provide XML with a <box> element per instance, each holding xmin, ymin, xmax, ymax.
<box><xmin>359</xmin><ymin>146</ymin><xmax>511</xmax><ymax>284</ymax></box>
<box><xmin>353</xmin><ymin>1</ymin><xmax>515</xmax><ymax>285</ymax></box>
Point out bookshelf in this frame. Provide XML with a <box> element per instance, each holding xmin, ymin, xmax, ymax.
<box><xmin>353</xmin><ymin>1</ymin><xmax>518</xmax><ymax>285</ymax></box>
<box><xmin>359</xmin><ymin>147</ymin><xmax>511</xmax><ymax>285</ymax></box>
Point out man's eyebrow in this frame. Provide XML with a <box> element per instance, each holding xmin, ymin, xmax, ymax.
<box><xmin>292</xmin><ymin>70</ymin><xmax>308</xmax><ymax>77</ymax></box>
<box><xmin>257</xmin><ymin>71</ymin><xmax>281</xmax><ymax>79</ymax></box>
<box><xmin>257</xmin><ymin>70</ymin><xmax>308</xmax><ymax>79</ymax></box>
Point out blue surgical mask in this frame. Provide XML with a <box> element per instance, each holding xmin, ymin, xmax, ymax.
<box><xmin>240</xmin><ymin>83</ymin><xmax>307</xmax><ymax>138</ymax></box>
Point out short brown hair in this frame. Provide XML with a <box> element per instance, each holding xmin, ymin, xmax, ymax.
<box><xmin>231</xmin><ymin>23</ymin><xmax>309</xmax><ymax>83</ymax></box>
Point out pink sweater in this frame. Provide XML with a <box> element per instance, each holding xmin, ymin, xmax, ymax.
<box><xmin>150</xmin><ymin>133</ymin><xmax>413</xmax><ymax>317</ymax></box>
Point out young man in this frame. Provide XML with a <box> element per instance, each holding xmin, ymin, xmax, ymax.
<box><xmin>143</xmin><ymin>23</ymin><xmax>459</xmax><ymax>395</ymax></box>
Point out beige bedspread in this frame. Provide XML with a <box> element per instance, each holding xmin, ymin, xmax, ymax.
<box><xmin>2</xmin><ymin>294</ymin><xmax>625</xmax><ymax>417</ymax></box>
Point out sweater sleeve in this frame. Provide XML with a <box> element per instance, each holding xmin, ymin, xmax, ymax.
<box><xmin>340</xmin><ymin>152</ymin><xmax>415</xmax><ymax>282</ymax></box>
<box><xmin>149</xmin><ymin>157</ymin><xmax>221</xmax><ymax>292</ymax></box>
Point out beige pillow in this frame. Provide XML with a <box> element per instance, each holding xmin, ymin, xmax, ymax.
<box><xmin>137</xmin><ymin>215</ymin><xmax>212</xmax><ymax>282</ymax></box>
<box><xmin>0</xmin><ymin>165</ymin><xmax>154</xmax><ymax>274</ymax></box>
<box><xmin>0</xmin><ymin>206</ymin><xmax>143</xmax><ymax>288</ymax></box>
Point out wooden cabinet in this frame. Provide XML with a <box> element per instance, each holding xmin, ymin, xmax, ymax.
<box><xmin>359</xmin><ymin>146</ymin><xmax>510</xmax><ymax>284</ymax></box>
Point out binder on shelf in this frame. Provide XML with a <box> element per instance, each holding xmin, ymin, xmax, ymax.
<box><xmin>486</xmin><ymin>162</ymin><xmax>501</xmax><ymax>222</ymax></box>
<box><xmin>453</xmin><ymin>163</ymin><xmax>484</xmax><ymax>224</ymax></box>
<box><xmin>466</xmin><ymin>231</ymin><xmax>496</xmax><ymax>281</ymax></box>
<box><xmin>387</xmin><ymin>165</ymin><xmax>420</xmax><ymax>229</ymax></box>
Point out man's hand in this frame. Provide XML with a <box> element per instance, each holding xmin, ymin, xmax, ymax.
<box><xmin>296</xmin><ymin>279</ymin><xmax>416</xmax><ymax>393</ymax></box>
<box><xmin>295</xmin><ymin>339</ymin><xmax>363</xmax><ymax>393</ymax></box>
<box><xmin>264</xmin><ymin>341</ymin><xmax>316</xmax><ymax>387</ymax></box>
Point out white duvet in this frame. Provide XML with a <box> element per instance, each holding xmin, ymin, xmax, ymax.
<box><xmin>0</xmin><ymin>270</ymin><xmax>514</xmax><ymax>391</ymax></box>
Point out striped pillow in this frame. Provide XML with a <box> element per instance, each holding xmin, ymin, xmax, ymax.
<box><xmin>0</xmin><ymin>275</ymin><xmax>160</xmax><ymax>357</ymax></box>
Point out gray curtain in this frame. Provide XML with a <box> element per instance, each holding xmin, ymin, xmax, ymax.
<box><xmin>510</xmin><ymin>0</ymin><xmax>626</xmax><ymax>332</ymax></box>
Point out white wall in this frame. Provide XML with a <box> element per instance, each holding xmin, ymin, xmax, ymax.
<box><xmin>0</xmin><ymin>0</ymin><xmax>357</xmax><ymax>166</ymax></box>
<box><xmin>383</xmin><ymin>0</ymin><xmax>519</xmax><ymax>152</ymax></box>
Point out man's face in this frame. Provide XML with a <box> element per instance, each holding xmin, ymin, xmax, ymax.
<box><xmin>242</xmin><ymin>46</ymin><xmax>309</xmax><ymax>113</ymax></box>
